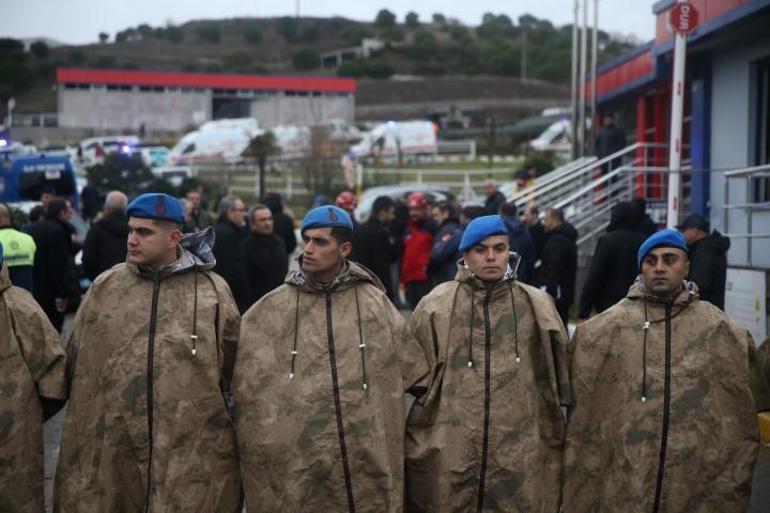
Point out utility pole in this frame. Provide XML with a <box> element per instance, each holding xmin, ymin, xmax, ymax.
<box><xmin>667</xmin><ymin>0</ymin><xmax>698</xmax><ymax>227</ymax></box>
<box><xmin>590</xmin><ymin>0</ymin><xmax>599</xmax><ymax>154</ymax></box>
<box><xmin>570</xmin><ymin>0</ymin><xmax>579</xmax><ymax>160</ymax></box>
<box><xmin>578</xmin><ymin>0</ymin><xmax>588</xmax><ymax>157</ymax></box>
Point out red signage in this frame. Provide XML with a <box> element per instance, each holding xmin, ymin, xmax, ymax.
<box><xmin>670</xmin><ymin>2</ymin><xmax>699</xmax><ymax>35</ymax></box>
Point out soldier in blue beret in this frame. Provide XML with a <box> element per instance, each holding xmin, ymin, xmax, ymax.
<box><xmin>405</xmin><ymin>215</ymin><xmax>570</xmax><ymax>512</ymax></box>
<box><xmin>56</xmin><ymin>193</ymin><xmax>243</xmax><ymax>511</ymax></box>
<box><xmin>563</xmin><ymin>228</ymin><xmax>758</xmax><ymax>511</ymax></box>
<box><xmin>1</xmin><ymin>241</ymin><xmax>67</xmax><ymax>511</ymax></box>
<box><xmin>233</xmin><ymin>204</ymin><xmax>431</xmax><ymax>510</ymax></box>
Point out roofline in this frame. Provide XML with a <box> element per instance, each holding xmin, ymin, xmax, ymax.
<box><xmin>595</xmin><ymin>41</ymin><xmax>655</xmax><ymax>76</ymax></box>
<box><xmin>56</xmin><ymin>68</ymin><xmax>357</xmax><ymax>93</ymax></box>
<box><xmin>652</xmin><ymin>0</ymin><xmax>676</xmax><ymax>15</ymax></box>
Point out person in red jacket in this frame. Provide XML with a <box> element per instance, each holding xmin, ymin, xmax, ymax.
<box><xmin>401</xmin><ymin>192</ymin><xmax>438</xmax><ymax>308</ymax></box>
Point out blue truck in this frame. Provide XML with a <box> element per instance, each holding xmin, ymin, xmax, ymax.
<box><xmin>0</xmin><ymin>153</ymin><xmax>79</xmax><ymax>209</ymax></box>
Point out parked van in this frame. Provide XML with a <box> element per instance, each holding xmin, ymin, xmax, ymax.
<box><xmin>0</xmin><ymin>154</ymin><xmax>79</xmax><ymax>210</ymax></box>
<box><xmin>350</xmin><ymin>120</ymin><xmax>437</xmax><ymax>160</ymax></box>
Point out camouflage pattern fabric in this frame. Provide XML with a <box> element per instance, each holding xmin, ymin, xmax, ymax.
<box><xmin>55</xmin><ymin>236</ymin><xmax>242</xmax><ymax>513</ymax></box>
<box><xmin>0</xmin><ymin>263</ymin><xmax>67</xmax><ymax>512</ymax></box>
<box><xmin>405</xmin><ymin>263</ymin><xmax>570</xmax><ymax>513</ymax></box>
<box><xmin>563</xmin><ymin>280</ymin><xmax>759</xmax><ymax>513</ymax></box>
<box><xmin>233</xmin><ymin>261</ymin><xmax>431</xmax><ymax>513</ymax></box>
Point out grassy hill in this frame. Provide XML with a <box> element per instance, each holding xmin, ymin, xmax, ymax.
<box><xmin>1</xmin><ymin>12</ymin><xmax>637</xmax><ymax>112</ymax></box>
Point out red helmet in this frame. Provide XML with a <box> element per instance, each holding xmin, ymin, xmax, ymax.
<box><xmin>335</xmin><ymin>191</ymin><xmax>357</xmax><ymax>211</ymax></box>
<box><xmin>406</xmin><ymin>191</ymin><xmax>427</xmax><ymax>209</ymax></box>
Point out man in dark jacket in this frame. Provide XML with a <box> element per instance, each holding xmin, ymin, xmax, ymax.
<box><xmin>241</xmin><ymin>204</ymin><xmax>288</xmax><ymax>307</ymax></box>
<box><xmin>523</xmin><ymin>205</ymin><xmax>546</xmax><ymax>260</ymax></box>
<box><xmin>483</xmin><ymin>179</ymin><xmax>507</xmax><ymax>215</ymax></box>
<box><xmin>678</xmin><ymin>214</ymin><xmax>731</xmax><ymax>310</ymax></box>
<box><xmin>28</xmin><ymin>198</ymin><xmax>81</xmax><ymax>331</ymax></box>
<box><xmin>427</xmin><ymin>201</ymin><xmax>462</xmax><ymax>285</ymax></box>
<box><xmin>500</xmin><ymin>201</ymin><xmax>536</xmax><ymax>283</ymax></box>
<box><xmin>595</xmin><ymin>113</ymin><xmax>627</xmax><ymax>173</ymax></box>
<box><xmin>537</xmin><ymin>207</ymin><xmax>577</xmax><ymax>327</ymax></box>
<box><xmin>82</xmin><ymin>191</ymin><xmax>129</xmax><ymax>281</ymax></box>
<box><xmin>213</xmin><ymin>195</ymin><xmax>249</xmax><ymax>312</ymax></box>
<box><xmin>264</xmin><ymin>192</ymin><xmax>297</xmax><ymax>256</ymax></box>
<box><xmin>578</xmin><ymin>201</ymin><xmax>645</xmax><ymax>319</ymax></box>
<box><xmin>350</xmin><ymin>195</ymin><xmax>399</xmax><ymax>301</ymax></box>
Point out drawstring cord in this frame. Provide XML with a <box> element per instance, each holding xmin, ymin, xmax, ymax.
<box><xmin>641</xmin><ymin>296</ymin><xmax>649</xmax><ymax>402</ymax></box>
<box><xmin>639</xmin><ymin>288</ymin><xmax>692</xmax><ymax>402</ymax></box>
<box><xmin>354</xmin><ymin>286</ymin><xmax>369</xmax><ymax>391</ymax></box>
<box><xmin>190</xmin><ymin>270</ymin><xmax>199</xmax><ymax>356</ymax></box>
<box><xmin>508</xmin><ymin>284</ymin><xmax>520</xmax><ymax>364</ymax></box>
<box><xmin>467</xmin><ymin>285</ymin><xmax>476</xmax><ymax>368</ymax></box>
<box><xmin>290</xmin><ymin>288</ymin><xmax>300</xmax><ymax>379</ymax></box>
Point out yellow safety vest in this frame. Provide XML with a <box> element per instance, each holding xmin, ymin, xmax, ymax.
<box><xmin>0</xmin><ymin>228</ymin><xmax>36</xmax><ymax>267</ymax></box>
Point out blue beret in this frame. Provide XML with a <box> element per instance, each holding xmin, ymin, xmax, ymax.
<box><xmin>127</xmin><ymin>193</ymin><xmax>185</xmax><ymax>225</ymax></box>
<box><xmin>459</xmin><ymin>215</ymin><xmax>508</xmax><ymax>252</ymax></box>
<box><xmin>301</xmin><ymin>205</ymin><xmax>353</xmax><ymax>234</ymax></box>
<box><xmin>637</xmin><ymin>229</ymin><xmax>688</xmax><ymax>268</ymax></box>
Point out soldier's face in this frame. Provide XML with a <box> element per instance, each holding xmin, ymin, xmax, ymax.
<box><xmin>464</xmin><ymin>235</ymin><xmax>510</xmax><ymax>282</ymax></box>
<box><xmin>127</xmin><ymin>218</ymin><xmax>182</xmax><ymax>267</ymax></box>
<box><xmin>641</xmin><ymin>247</ymin><xmax>689</xmax><ymax>298</ymax></box>
<box><xmin>301</xmin><ymin>227</ymin><xmax>351</xmax><ymax>279</ymax></box>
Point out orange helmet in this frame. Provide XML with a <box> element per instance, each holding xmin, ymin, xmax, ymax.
<box><xmin>335</xmin><ymin>191</ymin><xmax>357</xmax><ymax>211</ymax></box>
<box><xmin>406</xmin><ymin>191</ymin><xmax>427</xmax><ymax>209</ymax></box>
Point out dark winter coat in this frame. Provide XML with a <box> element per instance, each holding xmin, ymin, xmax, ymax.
<box><xmin>688</xmin><ymin>230</ymin><xmax>730</xmax><ymax>310</ymax></box>
<box><xmin>578</xmin><ymin>202</ymin><xmax>646</xmax><ymax>318</ymax></box>
<box><xmin>501</xmin><ymin>214</ymin><xmax>536</xmax><ymax>284</ymax></box>
<box><xmin>427</xmin><ymin>218</ymin><xmax>462</xmax><ymax>285</ymax></box>
<box><xmin>484</xmin><ymin>190</ymin><xmax>506</xmax><ymax>215</ymax></box>
<box><xmin>595</xmin><ymin>123</ymin><xmax>627</xmax><ymax>162</ymax></box>
<box><xmin>82</xmin><ymin>211</ymin><xmax>129</xmax><ymax>281</ymax></box>
<box><xmin>529</xmin><ymin>220</ymin><xmax>546</xmax><ymax>260</ymax></box>
<box><xmin>350</xmin><ymin>217</ymin><xmax>399</xmax><ymax>300</ymax></box>
<box><xmin>273</xmin><ymin>211</ymin><xmax>297</xmax><ymax>256</ymax></box>
<box><xmin>537</xmin><ymin>222</ymin><xmax>578</xmax><ymax>317</ymax></box>
<box><xmin>241</xmin><ymin>232</ymin><xmax>288</xmax><ymax>309</ymax></box>
<box><xmin>213</xmin><ymin>218</ymin><xmax>250</xmax><ymax>312</ymax></box>
<box><xmin>28</xmin><ymin>218</ymin><xmax>81</xmax><ymax>330</ymax></box>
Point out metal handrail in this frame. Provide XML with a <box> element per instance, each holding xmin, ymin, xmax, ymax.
<box><xmin>722</xmin><ymin>163</ymin><xmax>770</xmax><ymax>266</ymax></box>
<box><xmin>507</xmin><ymin>156</ymin><xmax>596</xmax><ymax>202</ymax></box>
<box><xmin>510</xmin><ymin>142</ymin><xmax>667</xmax><ymax>210</ymax></box>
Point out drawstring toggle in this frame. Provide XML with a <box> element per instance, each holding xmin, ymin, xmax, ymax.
<box><xmin>190</xmin><ymin>334</ymin><xmax>198</xmax><ymax>356</ymax></box>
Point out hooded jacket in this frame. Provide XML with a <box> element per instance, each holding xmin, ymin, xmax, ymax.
<box><xmin>213</xmin><ymin>218</ymin><xmax>250</xmax><ymax>312</ymax></box>
<box><xmin>233</xmin><ymin>260</ymin><xmax>431</xmax><ymax>513</ymax></box>
<box><xmin>563</xmin><ymin>280</ymin><xmax>758</xmax><ymax>513</ymax></box>
<box><xmin>578</xmin><ymin>202</ymin><xmax>645</xmax><ymax>318</ymax></box>
<box><xmin>536</xmin><ymin>223</ymin><xmax>578</xmax><ymax>314</ymax></box>
<box><xmin>500</xmin><ymin>215</ymin><xmax>536</xmax><ymax>284</ymax></box>
<box><xmin>687</xmin><ymin>230</ymin><xmax>730</xmax><ymax>310</ymax></box>
<box><xmin>402</xmin><ymin>219</ymin><xmax>438</xmax><ymax>285</ymax></box>
<box><xmin>55</xmin><ymin>228</ymin><xmax>242</xmax><ymax>513</ymax></box>
<box><xmin>0</xmin><ymin>262</ymin><xmax>67</xmax><ymax>513</ymax></box>
<box><xmin>82</xmin><ymin>210</ymin><xmax>129</xmax><ymax>281</ymax></box>
<box><xmin>406</xmin><ymin>260</ymin><xmax>570</xmax><ymax>513</ymax></box>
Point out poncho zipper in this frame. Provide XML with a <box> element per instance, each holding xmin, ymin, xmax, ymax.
<box><xmin>476</xmin><ymin>287</ymin><xmax>493</xmax><ymax>513</ymax></box>
<box><xmin>325</xmin><ymin>289</ymin><xmax>356</xmax><ymax>513</ymax></box>
<box><xmin>145</xmin><ymin>277</ymin><xmax>161</xmax><ymax>513</ymax></box>
<box><xmin>652</xmin><ymin>303</ymin><xmax>672</xmax><ymax>513</ymax></box>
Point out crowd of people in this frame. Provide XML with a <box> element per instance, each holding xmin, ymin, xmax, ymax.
<box><xmin>1</xmin><ymin>180</ymin><xmax>769</xmax><ymax>512</ymax></box>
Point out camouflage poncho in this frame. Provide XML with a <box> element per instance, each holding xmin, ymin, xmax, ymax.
<box><xmin>233</xmin><ymin>261</ymin><xmax>431</xmax><ymax>513</ymax></box>
<box><xmin>55</xmin><ymin>229</ymin><xmax>242</xmax><ymax>512</ymax></box>
<box><xmin>563</xmin><ymin>280</ymin><xmax>758</xmax><ymax>513</ymax></box>
<box><xmin>405</xmin><ymin>262</ymin><xmax>570</xmax><ymax>513</ymax></box>
<box><xmin>0</xmin><ymin>263</ymin><xmax>67</xmax><ymax>512</ymax></box>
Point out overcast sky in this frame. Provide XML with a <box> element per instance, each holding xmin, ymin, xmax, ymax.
<box><xmin>2</xmin><ymin>0</ymin><xmax>655</xmax><ymax>45</ymax></box>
